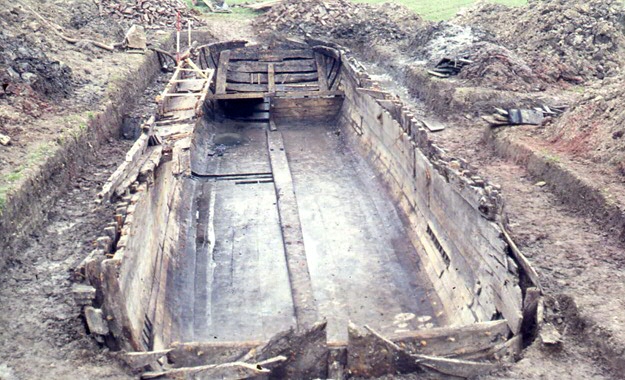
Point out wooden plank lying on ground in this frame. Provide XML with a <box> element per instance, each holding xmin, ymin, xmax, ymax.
<box><xmin>272</xmin><ymin>96</ymin><xmax>343</xmax><ymax>109</ymax></box>
<box><xmin>422</xmin><ymin>117</ymin><xmax>446</xmax><ymax>132</ymax></box>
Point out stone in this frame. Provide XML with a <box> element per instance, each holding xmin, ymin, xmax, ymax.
<box><xmin>0</xmin><ymin>133</ymin><xmax>11</xmax><ymax>146</ymax></box>
<box><xmin>84</xmin><ymin>306</ymin><xmax>110</xmax><ymax>335</ymax></box>
<box><xmin>125</xmin><ymin>25</ymin><xmax>147</xmax><ymax>50</ymax></box>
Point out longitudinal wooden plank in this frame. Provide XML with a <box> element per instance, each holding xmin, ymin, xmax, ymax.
<box><xmin>228</xmin><ymin>59</ymin><xmax>316</xmax><ymax>73</ymax></box>
<box><xmin>266</xmin><ymin>130</ymin><xmax>318</xmax><ymax>328</ymax></box>
<box><xmin>215</xmin><ymin>50</ymin><xmax>231</xmax><ymax>94</ymax></box>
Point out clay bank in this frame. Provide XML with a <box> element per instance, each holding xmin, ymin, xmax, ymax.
<box><xmin>73</xmin><ymin>37</ymin><xmax>541</xmax><ymax>379</ymax></box>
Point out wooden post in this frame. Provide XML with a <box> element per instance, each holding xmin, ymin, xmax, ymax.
<box><xmin>267</xmin><ymin>63</ymin><xmax>276</xmax><ymax>94</ymax></box>
<box><xmin>215</xmin><ymin>50</ymin><xmax>231</xmax><ymax>94</ymax></box>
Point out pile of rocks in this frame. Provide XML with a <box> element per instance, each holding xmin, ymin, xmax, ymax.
<box><xmin>256</xmin><ymin>0</ymin><xmax>425</xmax><ymax>45</ymax></box>
<box><xmin>0</xmin><ymin>29</ymin><xmax>72</xmax><ymax>117</ymax></box>
<box><xmin>100</xmin><ymin>0</ymin><xmax>204</xmax><ymax>28</ymax></box>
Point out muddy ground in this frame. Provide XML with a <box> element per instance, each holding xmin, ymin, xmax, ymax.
<box><xmin>2</xmin><ymin>0</ymin><xmax>625</xmax><ymax>379</ymax></box>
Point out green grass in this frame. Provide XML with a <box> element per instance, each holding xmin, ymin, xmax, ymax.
<box><xmin>190</xmin><ymin>0</ymin><xmax>528</xmax><ymax>21</ymax></box>
<box><xmin>352</xmin><ymin>0</ymin><xmax>527</xmax><ymax>20</ymax></box>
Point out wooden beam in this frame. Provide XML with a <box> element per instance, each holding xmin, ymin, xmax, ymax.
<box><xmin>228</xmin><ymin>59</ymin><xmax>316</xmax><ymax>73</ymax></box>
<box><xmin>227</xmin><ymin>71</ymin><xmax>318</xmax><ymax>84</ymax></box>
<box><xmin>215</xmin><ymin>50</ymin><xmax>231</xmax><ymax>94</ymax></box>
<box><xmin>267</xmin><ymin>63</ymin><xmax>276</xmax><ymax>94</ymax></box>
<box><xmin>315</xmin><ymin>53</ymin><xmax>329</xmax><ymax>91</ymax></box>
<box><xmin>229</xmin><ymin>48</ymin><xmax>313</xmax><ymax>61</ymax></box>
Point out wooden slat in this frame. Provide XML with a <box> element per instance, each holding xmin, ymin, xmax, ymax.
<box><xmin>227</xmin><ymin>71</ymin><xmax>318</xmax><ymax>84</ymax></box>
<box><xmin>273</xmin><ymin>105</ymin><xmax>341</xmax><ymax>120</ymax></box>
<box><xmin>267</xmin><ymin>63</ymin><xmax>275</xmax><ymax>94</ymax></box>
<box><xmin>216</xmin><ymin>50</ymin><xmax>231</xmax><ymax>94</ymax></box>
<box><xmin>272</xmin><ymin>96</ymin><xmax>342</xmax><ymax>109</ymax></box>
<box><xmin>226</xmin><ymin>83</ymin><xmax>320</xmax><ymax>93</ymax></box>
<box><xmin>209</xmin><ymin>90</ymin><xmax>343</xmax><ymax>100</ymax></box>
<box><xmin>228</xmin><ymin>59</ymin><xmax>316</xmax><ymax>73</ymax></box>
<box><xmin>315</xmin><ymin>53</ymin><xmax>329</xmax><ymax>91</ymax></box>
<box><xmin>229</xmin><ymin>48</ymin><xmax>314</xmax><ymax>61</ymax></box>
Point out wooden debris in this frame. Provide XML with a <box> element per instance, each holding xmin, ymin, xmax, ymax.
<box><xmin>421</xmin><ymin>118</ymin><xmax>445</xmax><ymax>132</ymax></box>
<box><xmin>141</xmin><ymin>361</ymin><xmax>273</xmax><ymax>379</ymax></box>
<box><xmin>414</xmin><ymin>354</ymin><xmax>498</xmax><ymax>378</ymax></box>
<box><xmin>240</xmin><ymin>321</ymin><xmax>329</xmax><ymax>379</ymax></box>
<box><xmin>122</xmin><ymin>349</ymin><xmax>172</xmax><ymax>370</ymax></box>
<box><xmin>540</xmin><ymin>323</ymin><xmax>562</xmax><ymax>347</ymax></box>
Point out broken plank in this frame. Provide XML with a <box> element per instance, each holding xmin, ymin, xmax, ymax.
<box><xmin>141</xmin><ymin>361</ymin><xmax>271</xmax><ymax>379</ymax></box>
<box><xmin>391</xmin><ymin>320</ymin><xmax>511</xmax><ymax>357</ymax></box>
<box><xmin>215</xmin><ymin>50</ymin><xmax>231</xmax><ymax>94</ymax></box>
<box><xmin>414</xmin><ymin>354</ymin><xmax>497</xmax><ymax>378</ymax></box>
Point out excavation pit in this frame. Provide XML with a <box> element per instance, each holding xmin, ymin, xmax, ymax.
<box><xmin>77</xmin><ymin>38</ymin><xmax>541</xmax><ymax>379</ymax></box>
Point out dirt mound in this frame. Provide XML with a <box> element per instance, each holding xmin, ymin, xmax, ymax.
<box><xmin>100</xmin><ymin>0</ymin><xmax>204</xmax><ymax>28</ymax></box>
<box><xmin>456</xmin><ymin>0</ymin><xmax>625</xmax><ymax>84</ymax></box>
<box><xmin>542</xmin><ymin>77</ymin><xmax>625</xmax><ymax>172</ymax></box>
<box><xmin>256</xmin><ymin>0</ymin><xmax>426</xmax><ymax>45</ymax></box>
<box><xmin>456</xmin><ymin>42</ymin><xmax>546</xmax><ymax>92</ymax></box>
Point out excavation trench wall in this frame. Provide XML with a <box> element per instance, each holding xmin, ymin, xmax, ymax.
<box><xmin>337</xmin><ymin>54</ymin><xmax>525</xmax><ymax>333</ymax></box>
<box><xmin>0</xmin><ymin>39</ymin><xmax>169</xmax><ymax>271</ymax></box>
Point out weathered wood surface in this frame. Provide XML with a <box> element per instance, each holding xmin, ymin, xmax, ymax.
<box><xmin>240</xmin><ymin>321</ymin><xmax>329</xmax><ymax>379</ymax></box>
<box><xmin>229</xmin><ymin>48</ymin><xmax>313</xmax><ymax>61</ymax></box>
<box><xmin>315</xmin><ymin>53</ymin><xmax>329</xmax><ymax>91</ymax></box>
<box><xmin>141</xmin><ymin>361</ymin><xmax>272</xmax><ymax>379</ymax></box>
<box><xmin>391</xmin><ymin>320</ymin><xmax>510</xmax><ymax>357</ymax></box>
<box><xmin>228</xmin><ymin>59</ymin><xmax>316</xmax><ymax>73</ymax></box>
<box><xmin>98</xmin><ymin>131</ymin><xmax>150</xmax><ymax>201</ymax></box>
<box><xmin>226</xmin><ymin>82</ymin><xmax>320</xmax><ymax>93</ymax></box>
<box><xmin>167</xmin><ymin>341</ymin><xmax>261</xmax><ymax>368</ymax></box>
<box><xmin>266</xmin><ymin>129</ymin><xmax>318</xmax><ymax>328</ymax></box>
<box><xmin>227</xmin><ymin>71</ymin><xmax>318</xmax><ymax>84</ymax></box>
<box><xmin>122</xmin><ymin>349</ymin><xmax>172</xmax><ymax>370</ymax></box>
<box><xmin>215</xmin><ymin>50</ymin><xmax>231</xmax><ymax>94</ymax></box>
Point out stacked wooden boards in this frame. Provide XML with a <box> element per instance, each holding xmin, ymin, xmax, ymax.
<box><xmin>204</xmin><ymin>42</ymin><xmax>342</xmax><ymax>100</ymax></box>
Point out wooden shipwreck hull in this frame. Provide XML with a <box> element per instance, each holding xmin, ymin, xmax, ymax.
<box><xmin>73</xmin><ymin>37</ymin><xmax>542</xmax><ymax>379</ymax></box>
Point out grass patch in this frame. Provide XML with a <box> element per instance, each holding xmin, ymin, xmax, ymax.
<box><xmin>187</xmin><ymin>0</ymin><xmax>258</xmax><ymax>19</ymax></box>
<box><xmin>0</xmin><ymin>142</ymin><xmax>56</xmax><ymax>214</ymax></box>
<box><xmin>352</xmin><ymin>0</ymin><xmax>527</xmax><ymax>20</ymax></box>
